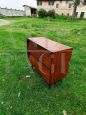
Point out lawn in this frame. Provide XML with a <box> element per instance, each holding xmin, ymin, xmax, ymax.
<box><xmin>0</xmin><ymin>17</ymin><xmax>86</xmax><ymax>115</ymax></box>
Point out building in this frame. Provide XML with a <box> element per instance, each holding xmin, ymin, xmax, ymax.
<box><xmin>76</xmin><ymin>0</ymin><xmax>86</xmax><ymax>18</ymax></box>
<box><xmin>23</xmin><ymin>5</ymin><xmax>37</xmax><ymax>16</ymax></box>
<box><xmin>0</xmin><ymin>7</ymin><xmax>24</xmax><ymax>16</ymax></box>
<box><xmin>37</xmin><ymin>0</ymin><xmax>73</xmax><ymax>16</ymax></box>
<box><xmin>37</xmin><ymin>0</ymin><xmax>86</xmax><ymax>18</ymax></box>
<box><xmin>0</xmin><ymin>0</ymin><xmax>86</xmax><ymax>18</ymax></box>
<box><xmin>0</xmin><ymin>5</ymin><xmax>37</xmax><ymax>17</ymax></box>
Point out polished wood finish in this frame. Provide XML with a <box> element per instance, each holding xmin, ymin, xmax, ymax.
<box><xmin>27</xmin><ymin>37</ymin><xmax>73</xmax><ymax>85</ymax></box>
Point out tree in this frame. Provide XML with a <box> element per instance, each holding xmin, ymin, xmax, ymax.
<box><xmin>72</xmin><ymin>0</ymin><xmax>80</xmax><ymax>18</ymax></box>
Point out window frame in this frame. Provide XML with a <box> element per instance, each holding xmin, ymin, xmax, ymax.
<box><xmin>48</xmin><ymin>1</ymin><xmax>54</xmax><ymax>6</ymax></box>
<box><xmin>69</xmin><ymin>3</ymin><xmax>72</xmax><ymax>8</ymax></box>
<box><xmin>84</xmin><ymin>0</ymin><xmax>86</xmax><ymax>5</ymax></box>
<box><xmin>56</xmin><ymin>3</ymin><xmax>59</xmax><ymax>8</ymax></box>
<box><xmin>37</xmin><ymin>1</ymin><xmax>42</xmax><ymax>6</ymax></box>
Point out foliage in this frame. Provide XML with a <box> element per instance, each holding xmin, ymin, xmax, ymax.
<box><xmin>38</xmin><ymin>9</ymin><xmax>56</xmax><ymax>18</ymax></box>
<box><xmin>73</xmin><ymin>0</ymin><xmax>80</xmax><ymax>7</ymax></box>
<box><xmin>37</xmin><ymin>9</ymin><xmax>47</xmax><ymax>18</ymax></box>
<box><xmin>72</xmin><ymin>0</ymin><xmax>80</xmax><ymax>18</ymax></box>
<box><xmin>56</xmin><ymin>15</ymin><xmax>70</xmax><ymax>20</ymax></box>
<box><xmin>47</xmin><ymin>10</ymin><xmax>56</xmax><ymax>18</ymax></box>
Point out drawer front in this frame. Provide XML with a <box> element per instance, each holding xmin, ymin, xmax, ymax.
<box><xmin>29</xmin><ymin>54</ymin><xmax>38</xmax><ymax>68</ymax></box>
<box><xmin>30</xmin><ymin>52</ymin><xmax>51</xmax><ymax>69</ymax></box>
<box><xmin>29</xmin><ymin>40</ymin><xmax>38</xmax><ymax>51</ymax></box>
<box><xmin>37</xmin><ymin>61</ymin><xmax>50</xmax><ymax>82</ymax></box>
<box><xmin>29</xmin><ymin>54</ymin><xmax>50</xmax><ymax>83</ymax></box>
<box><xmin>29</xmin><ymin>42</ymin><xmax>51</xmax><ymax>69</ymax></box>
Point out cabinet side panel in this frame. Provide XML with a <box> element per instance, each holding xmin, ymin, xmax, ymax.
<box><xmin>54</xmin><ymin>52</ymin><xmax>62</xmax><ymax>81</ymax></box>
<box><xmin>64</xmin><ymin>49</ymin><xmax>73</xmax><ymax>75</ymax></box>
<box><xmin>27</xmin><ymin>39</ymin><xmax>30</xmax><ymax>59</ymax></box>
<box><xmin>55</xmin><ymin>49</ymin><xmax>73</xmax><ymax>81</ymax></box>
<box><xmin>50</xmin><ymin>53</ymin><xmax>60</xmax><ymax>84</ymax></box>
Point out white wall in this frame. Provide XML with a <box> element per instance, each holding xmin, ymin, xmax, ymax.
<box><xmin>0</xmin><ymin>7</ymin><xmax>24</xmax><ymax>16</ymax></box>
<box><xmin>24</xmin><ymin>6</ymin><xmax>31</xmax><ymax>16</ymax></box>
<box><xmin>77</xmin><ymin>6</ymin><xmax>86</xmax><ymax>18</ymax></box>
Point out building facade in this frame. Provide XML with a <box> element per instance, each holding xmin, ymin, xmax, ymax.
<box><xmin>37</xmin><ymin>0</ymin><xmax>73</xmax><ymax>16</ymax></box>
<box><xmin>0</xmin><ymin>5</ymin><xmax>37</xmax><ymax>17</ymax></box>
<box><xmin>23</xmin><ymin>5</ymin><xmax>37</xmax><ymax>16</ymax></box>
<box><xmin>0</xmin><ymin>0</ymin><xmax>86</xmax><ymax>18</ymax></box>
<box><xmin>76</xmin><ymin>0</ymin><xmax>86</xmax><ymax>18</ymax></box>
<box><xmin>37</xmin><ymin>0</ymin><xmax>86</xmax><ymax>18</ymax></box>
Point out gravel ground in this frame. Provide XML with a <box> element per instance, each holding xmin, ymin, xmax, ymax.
<box><xmin>0</xmin><ymin>19</ymin><xmax>11</xmax><ymax>26</ymax></box>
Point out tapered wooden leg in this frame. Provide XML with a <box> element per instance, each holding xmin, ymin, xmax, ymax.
<box><xmin>59</xmin><ymin>79</ymin><xmax>62</xmax><ymax>83</ymax></box>
<box><xmin>31</xmin><ymin>65</ymin><xmax>33</xmax><ymax>69</ymax></box>
<box><xmin>48</xmin><ymin>84</ymin><xmax>52</xmax><ymax>89</ymax></box>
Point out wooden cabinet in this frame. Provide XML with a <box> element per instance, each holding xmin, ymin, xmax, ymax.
<box><xmin>27</xmin><ymin>37</ymin><xmax>73</xmax><ymax>85</ymax></box>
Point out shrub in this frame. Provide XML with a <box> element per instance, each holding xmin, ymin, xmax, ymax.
<box><xmin>47</xmin><ymin>10</ymin><xmax>56</xmax><ymax>18</ymax></box>
<box><xmin>37</xmin><ymin>9</ymin><xmax>47</xmax><ymax>18</ymax></box>
<box><xmin>57</xmin><ymin>15</ymin><xmax>69</xmax><ymax>20</ymax></box>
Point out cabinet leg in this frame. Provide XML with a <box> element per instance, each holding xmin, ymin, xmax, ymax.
<box><xmin>31</xmin><ymin>65</ymin><xmax>33</xmax><ymax>69</ymax></box>
<box><xmin>48</xmin><ymin>84</ymin><xmax>52</xmax><ymax>89</ymax></box>
<box><xmin>56</xmin><ymin>79</ymin><xmax>63</xmax><ymax>87</ymax></box>
<box><xmin>59</xmin><ymin>79</ymin><xmax>62</xmax><ymax>83</ymax></box>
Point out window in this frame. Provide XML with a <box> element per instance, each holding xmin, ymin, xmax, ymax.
<box><xmin>80</xmin><ymin>12</ymin><xmax>84</xmax><ymax>19</ymax></box>
<box><xmin>77</xmin><ymin>0</ymin><xmax>80</xmax><ymax>5</ymax></box>
<box><xmin>69</xmin><ymin>3</ymin><xmax>72</xmax><ymax>8</ymax></box>
<box><xmin>60</xmin><ymin>0</ymin><xmax>62</xmax><ymax>3</ymax></box>
<box><xmin>84</xmin><ymin>0</ymin><xmax>86</xmax><ymax>5</ymax></box>
<box><xmin>66</xmin><ymin>0</ymin><xmax>68</xmax><ymax>3</ymax></box>
<box><xmin>49</xmin><ymin>1</ymin><xmax>54</xmax><ymax>5</ymax></box>
<box><xmin>62</xmin><ymin>13</ymin><xmax>64</xmax><ymax>16</ymax></box>
<box><xmin>37</xmin><ymin>1</ymin><xmax>42</xmax><ymax>6</ymax></box>
<box><xmin>56</xmin><ymin>4</ymin><xmax>59</xmax><ymax>8</ymax></box>
<box><xmin>67</xmin><ymin>13</ymin><xmax>69</xmax><ymax>16</ymax></box>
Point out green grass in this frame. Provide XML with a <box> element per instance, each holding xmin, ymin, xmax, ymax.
<box><xmin>0</xmin><ymin>17</ymin><xmax>86</xmax><ymax>115</ymax></box>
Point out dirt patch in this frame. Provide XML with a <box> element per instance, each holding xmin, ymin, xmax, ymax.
<box><xmin>0</xmin><ymin>19</ymin><xmax>11</xmax><ymax>26</ymax></box>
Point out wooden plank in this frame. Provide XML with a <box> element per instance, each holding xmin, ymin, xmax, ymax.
<box><xmin>28</xmin><ymin>37</ymin><xmax>73</xmax><ymax>53</ymax></box>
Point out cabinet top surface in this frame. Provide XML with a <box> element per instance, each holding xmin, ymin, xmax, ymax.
<box><xmin>28</xmin><ymin>37</ymin><xmax>73</xmax><ymax>53</ymax></box>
